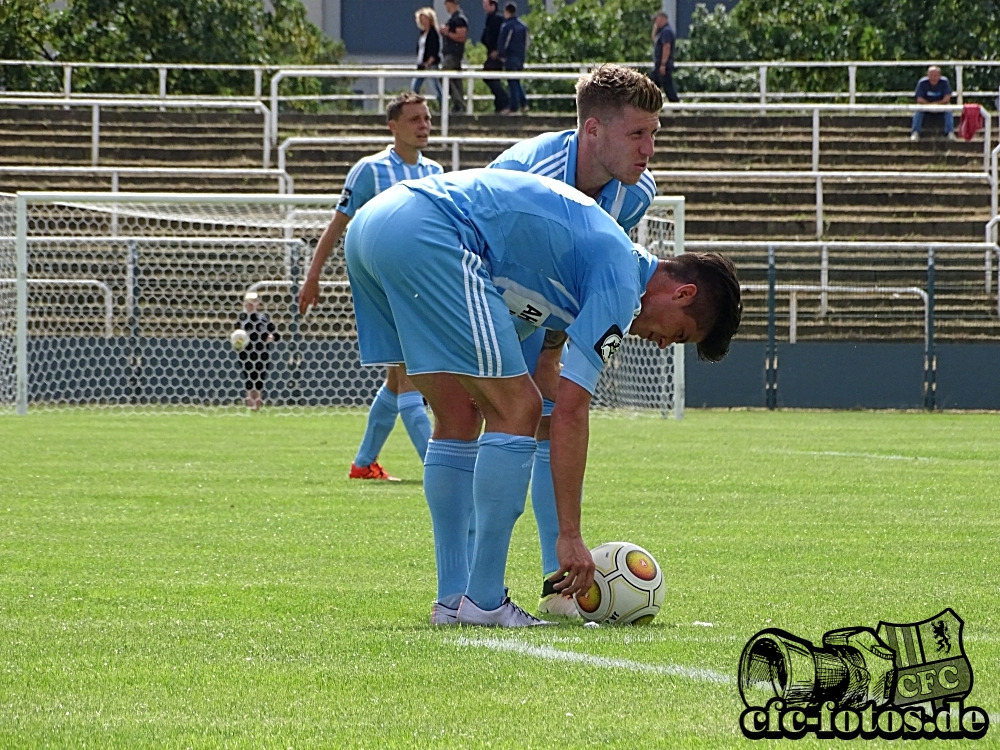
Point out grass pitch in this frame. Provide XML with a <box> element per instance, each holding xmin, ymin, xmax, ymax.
<box><xmin>1</xmin><ymin>409</ymin><xmax>998</xmax><ymax>748</ymax></box>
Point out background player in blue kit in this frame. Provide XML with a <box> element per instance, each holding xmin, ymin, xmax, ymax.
<box><xmin>345</xmin><ymin>169</ymin><xmax>741</xmax><ymax>627</ymax></box>
<box><xmin>488</xmin><ymin>63</ymin><xmax>664</xmax><ymax>617</ymax></box>
<box><xmin>299</xmin><ymin>92</ymin><xmax>442</xmax><ymax>481</ymax></box>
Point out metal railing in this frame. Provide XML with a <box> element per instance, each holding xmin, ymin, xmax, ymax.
<box><xmin>0</xmin><ymin>166</ymin><xmax>290</xmax><ymax>193</ymax></box>
<box><xmin>655</xmin><ymin>168</ymin><xmax>991</xmax><ymax>242</ymax></box>
<box><xmin>0</xmin><ymin>97</ymin><xmax>272</xmax><ymax>167</ymax></box>
<box><xmin>688</xmin><ymin>239</ymin><xmax>1000</xmax><ymax>300</ymax></box>
<box><xmin>742</xmin><ymin>282</ymin><xmax>929</xmax><ymax>346</ymax></box>
<box><xmin>665</xmin><ymin>103</ymin><xmax>992</xmax><ymax>175</ymax></box>
<box><xmin>269</xmin><ymin>68</ymin><xmax>592</xmax><ymax>137</ymax></box>
<box><xmin>0</xmin><ymin>277</ymin><xmax>113</xmax><ymax>338</ymax></box>
<box><xmin>6</xmin><ymin>57</ymin><xmax>1000</xmax><ymax>107</ymax></box>
<box><xmin>276</xmin><ymin>135</ymin><xmax>522</xmax><ymax>188</ymax></box>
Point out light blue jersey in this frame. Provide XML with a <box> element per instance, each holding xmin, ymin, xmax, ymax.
<box><xmin>487</xmin><ymin>129</ymin><xmax>656</xmax><ymax>232</ymax></box>
<box><xmin>346</xmin><ymin>169</ymin><xmax>659</xmax><ymax>393</ymax></box>
<box><xmin>337</xmin><ymin>147</ymin><xmax>444</xmax><ymax>218</ymax></box>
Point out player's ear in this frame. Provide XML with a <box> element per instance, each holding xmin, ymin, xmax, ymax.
<box><xmin>387</xmin><ymin>119</ymin><xmax>399</xmax><ymax>136</ymax></box>
<box><xmin>582</xmin><ymin>116</ymin><xmax>600</xmax><ymax>139</ymax></box>
<box><xmin>672</xmin><ymin>283</ymin><xmax>697</xmax><ymax>303</ymax></box>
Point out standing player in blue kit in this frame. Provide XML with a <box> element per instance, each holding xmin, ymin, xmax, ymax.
<box><xmin>299</xmin><ymin>92</ymin><xmax>442</xmax><ymax>481</ymax></box>
<box><xmin>488</xmin><ymin>63</ymin><xmax>665</xmax><ymax>616</ymax></box>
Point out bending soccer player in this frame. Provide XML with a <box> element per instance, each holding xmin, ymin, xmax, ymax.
<box><xmin>345</xmin><ymin>169</ymin><xmax>741</xmax><ymax>627</ymax></box>
<box><xmin>488</xmin><ymin>63</ymin><xmax>663</xmax><ymax>617</ymax></box>
<box><xmin>298</xmin><ymin>91</ymin><xmax>442</xmax><ymax>481</ymax></box>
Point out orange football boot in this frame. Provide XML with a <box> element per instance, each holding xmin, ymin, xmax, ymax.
<box><xmin>349</xmin><ymin>461</ymin><xmax>401</xmax><ymax>481</ymax></box>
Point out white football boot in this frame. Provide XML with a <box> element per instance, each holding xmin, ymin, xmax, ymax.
<box><xmin>538</xmin><ymin>592</ymin><xmax>581</xmax><ymax>619</ymax></box>
<box><xmin>457</xmin><ymin>594</ymin><xmax>553</xmax><ymax>627</ymax></box>
<box><xmin>537</xmin><ymin>576</ymin><xmax>581</xmax><ymax>619</ymax></box>
<box><xmin>430</xmin><ymin>600</ymin><xmax>459</xmax><ymax>626</ymax></box>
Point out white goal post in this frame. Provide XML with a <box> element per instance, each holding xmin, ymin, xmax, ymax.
<box><xmin>1</xmin><ymin>192</ymin><xmax>684</xmax><ymax>416</ymax></box>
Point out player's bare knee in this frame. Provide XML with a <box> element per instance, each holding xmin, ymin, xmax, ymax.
<box><xmin>385</xmin><ymin>366</ymin><xmax>399</xmax><ymax>393</ymax></box>
<box><xmin>509</xmin><ymin>384</ymin><xmax>542</xmax><ymax>435</ymax></box>
<box><xmin>535</xmin><ymin>415</ymin><xmax>551</xmax><ymax>442</ymax></box>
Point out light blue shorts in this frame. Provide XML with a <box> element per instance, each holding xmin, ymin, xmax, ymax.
<box><xmin>345</xmin><ymin>186</ymin><xmax>528</xmax><ymax>379</ymax></box>
<box><xmin>520</xmin><ymin>328</ymin><xmax>545</xmax><ymax>377</ymax></box>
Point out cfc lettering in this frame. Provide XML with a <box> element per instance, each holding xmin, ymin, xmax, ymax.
<box><xmin>897</xmin><ymin>665</ymin><xmax>964</xmax><ymax>698</ymax></box>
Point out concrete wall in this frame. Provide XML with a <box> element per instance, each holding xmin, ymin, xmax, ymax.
<box><xmin>686</xmin><ymin>342</ymin><xmax>1000</xmax><ymax>410</ymax></box>
<box><xmin>26</xmin><ymin>337</ymin><xmax>1000</xmax><ymax>411</ymax></box>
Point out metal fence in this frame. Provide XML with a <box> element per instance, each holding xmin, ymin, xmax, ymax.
<box><xmin>4</xmin><ymin>58</ymin><xmax>1000</xmax><ymax>107</ymax></box>
<box><xmin>0</xmin><ymin>97</ymin><xmax>272</xmax><ymax>167</ymax></box>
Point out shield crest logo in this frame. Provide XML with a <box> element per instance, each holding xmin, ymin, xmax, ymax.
<box><xmin>876</xmin><ymin>609</ymin><xmax>973</xmax><ymax>714</ymax></box>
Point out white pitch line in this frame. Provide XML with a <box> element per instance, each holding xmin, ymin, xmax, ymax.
<box><xmin>456</xmin><ymin>636</ymin><xmax>733</xmax><ymax>684</ymax></box>
<box><xmin>759</xmin><ymin>448</ymin><xmax>934</xmax><ymax>462</ymax></box>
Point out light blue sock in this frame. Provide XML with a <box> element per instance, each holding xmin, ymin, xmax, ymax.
<box><xmin>354</xmin><ymin>384</ymin><xmax>398</xmax><ymax>467</ymax></box>
<box><xmin>530</xmin><ymin>440</ymin><xmax>560</xmax><ymax>579</ymax></box>
<box><xmin>465</xmin><ymin>433</ymin><xmax>536</xmax><ymax>610</ymax></box>
<box><xmin>467</xmin><ymin>508</ymin><xmax>476</xmax><ymax>570</ymax></box>
<box><xmin>397</xmin><ymin>390</ymin><xmax>431</xmax><ymax>462</ymax></box>
<box><xmin>423</xmin><ymin>439</ymin><xmax>478</xmax><ymax>601</ymax></box>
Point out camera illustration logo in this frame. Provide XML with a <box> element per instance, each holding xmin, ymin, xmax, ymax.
<box><xmin>738</xmin><ymin>609</ymin><xmax>989</xmax><ymax>740</ymax></box>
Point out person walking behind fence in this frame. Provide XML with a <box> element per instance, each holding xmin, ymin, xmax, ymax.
<box><xmin>439</xmin><ymin>0</ymin><xmax>468</xmax><ymax>114</ymax></box>
<box><xmin>911</xmin><ymin>66</ymin><xmax>957</xmax><ymax>142</ymax></box>
<box><xmin>480</xmin><ymin>0</ymin><xmax>509</xmax><ymax>113</ymax></box>
<box><xmin>650</xmin><ymin>12</ymin><xmax>679</xmax><ymax>103</ymax></box>
<box><xmin>236</xmin><ymin>292</ymin><xmax>277</xmax><ymax>411</ymax></box>
<box><xmin>412</xmin><ymin>8</ymin><xmax>442</xmax><ymax>106</ymax></box>
<box><xmin>498</xmin><ymin>3</ymin><xmax>528</xmax><ymax>114</ymax></box>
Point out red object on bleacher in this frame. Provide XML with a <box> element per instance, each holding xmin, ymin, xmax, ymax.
<box><xmin>959</xmin><ymin>103</ymin><xmax>983</xmax><ymax>141</ymax></box>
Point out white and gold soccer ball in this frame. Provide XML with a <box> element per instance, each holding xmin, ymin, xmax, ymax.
<box><xmin>230</xmin><ymin>329</ymin><xmax>250</xmax><ymax>351</ymax></box>
<box><xmin>575</xmin><ymin>542</ymin><xmax>665</xmax><ymax>625</ymax></box>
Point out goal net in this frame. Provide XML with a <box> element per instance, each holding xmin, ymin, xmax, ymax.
<box><xmin>3</xmin><ymin>192</ymin><xmax>684</xmax><ymax>416</ymax></box>
<box><xmin>592</xmin><ymin>196</ymin><xmax>685</xmax><ymax>418</ymax></box>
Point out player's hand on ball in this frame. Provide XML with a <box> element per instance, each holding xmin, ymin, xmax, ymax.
<box><xmin>553</xmin><ymin>533</ymin><xmax>595</xmax><ymax>596</ymax></box>
<box><xmin>298</xmin><ymin>277</ymin><xmax>321</xmax><ymax>314</ymax></box>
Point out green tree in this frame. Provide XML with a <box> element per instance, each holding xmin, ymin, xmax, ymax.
<box><xmin>0</xmin><ymin>0</ymin><xmax>344</xmax><ymax>97</ymax></box>
<box><xmin>676</xmin><ymin>3</ymin><xmax>757</xmax><ymax>94</ymax></box>
<box><xmin>526</xmin><ymin>0</ymin><xmax>660</xmax><ymax>63</ymax></box>
<box><xmin>683</xmin><ymin>0</ymin><xmax>1000</xmax><ymax>98</ymax></box>
<box><xmin>0</xmin><ymin>0</ymin><xmax>59</xmax><ymax>91</ymax></box>
<box><xmin>523</xmin><ymin>0</ymin><xmax>659</xmax><ymax>111</ymax></box>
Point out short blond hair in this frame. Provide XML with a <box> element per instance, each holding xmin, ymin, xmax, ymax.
<box><xmin>414</xmin><ymin>7</ymin><xmax>437</xmax><ymax>28</ymax></box>
<box><xmin>576</xmin><ymin>63</ymin><xmax>663</xmax><ymax>124</ymax></box>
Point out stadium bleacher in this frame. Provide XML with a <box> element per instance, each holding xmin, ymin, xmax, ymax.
<box><xmin>2</xmin><ymin>104</ymin><xmax>996</xmax><ymax>343</ymax></box>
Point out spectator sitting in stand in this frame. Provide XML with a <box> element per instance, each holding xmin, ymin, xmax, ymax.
<box><xmin>911</xmin><ymin>66</ymin><xmax>957</xmax><ymax>142</ymax></box>
<box><xmin>498</xmin><ymin>3</ymin><xmax>529</xmax><ymax>115</ymax></box>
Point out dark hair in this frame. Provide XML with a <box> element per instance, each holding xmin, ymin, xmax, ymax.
<box><xmin>576</xmin><ymin>63</ymin><xmax>662</xmax><ymax>124</ymax></box>
<box><xmin>386</xmin><ymin>91</ymin><xmax>427</xmax><ymax>123</ymax></box>
<box><xmin>505</xmin><ymin>2</ymin><xmax>517</xmax><ymax>13</ymax></box>
<box><xmin>663</xmin><ymin>253</ymin><xmax>742</xmax><ymax>362</ymax></box>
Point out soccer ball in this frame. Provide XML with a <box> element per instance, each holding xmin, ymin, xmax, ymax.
<box><xmin>230</xmin><ymin>329</ymin><xmax>250</xmax><ymax>351</ymax></box>
<box><xmin>575</xmin><ymin>542</ymin><xmax>665</xmax><ymax>625</ymax></box>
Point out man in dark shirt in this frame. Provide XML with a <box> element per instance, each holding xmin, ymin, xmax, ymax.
<box><xmin>439</xmin><ymin>0</ymin><xmax>468</xmax><ymax>113</ymax></box>
<box><xmin>650</xmin><ymin>12</ymin><xmax>679</xmax><ymax>103</ymax></box>
<box><xmin>480</xmin><ymin>0</ymin><xmax>509</xmax><ymax>113</ymax></box>
<box><xmin>498</xmin><ymin>3</ymin><xmax>529</xmax><ymax>113</ymax></box>
<box><xmin>911</xmin><ymin>66</ymin><xmax>957</xmax><ymax>141</ymax></box>
<box><xmin>236</xmin><ymin>292</ymin><xmax>278</xmax><ymax>410</ymax></box>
